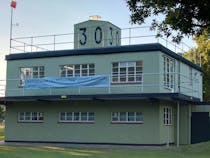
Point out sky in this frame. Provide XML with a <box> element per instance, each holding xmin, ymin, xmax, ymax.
<box><xmin>0</xmin><ymin>0</ymin><xmax>196</xmax><ymax>82</ymax></box>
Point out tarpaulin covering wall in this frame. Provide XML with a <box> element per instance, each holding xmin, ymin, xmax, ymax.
<box><xmin>24</xmin><ymin>75</ymin><xmax>109</xmax><ymax>89</ymax></box>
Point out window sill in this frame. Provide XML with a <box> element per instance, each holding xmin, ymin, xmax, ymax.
<box><xmin>58</xmin><ymin>121</ymin><xmax>95</xmax><ymax>124</ymax></box>
<box><xmin>111</xmin><ymin>82</ymin><xmax>142</xmax><ymax>85</ymax></box>
<box><xmin>164</xmin><ymin>124</ymin><xmax>173</xmax><ymax>126</ymax></box>
<box><xmin>17</xmin><ymin>121</ymin><xmax>44</xmax><ymax>123</ymax></box>
<box><xmin>111</xmin><ymin>121</ymin><xmax>143</xmax><ymax>124</ymax></box>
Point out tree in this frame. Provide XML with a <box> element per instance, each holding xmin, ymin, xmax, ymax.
<box><xmin>126</xmin><ymin>0</ymin><xmax>210</xmax><ymax>43</ymax></box>
<box><xmin>183</xmin><ymin>30</ymin><xmax>210</xmax><ymax>101</ymax></box>
<box><xmin>0</xmin><ymin>105</ymin><xmax>4</xmax><ymax>121</ymax></box>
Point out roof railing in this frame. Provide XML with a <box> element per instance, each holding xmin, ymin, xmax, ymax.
<box><xmin>10</xmin><ymin>26</ymin><xmax>191</xmax><ymax>55</ymax></box>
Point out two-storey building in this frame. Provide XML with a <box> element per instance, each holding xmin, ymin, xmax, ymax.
<box><xmin>2</xmin><ymin>18</ymin><xmax>203</xmax><ymax>146</ymax></box>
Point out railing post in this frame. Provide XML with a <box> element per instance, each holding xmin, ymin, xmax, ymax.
<box><xmin>53</xmin><ymin>35</ymin><xmax>56</xmax><ymax>51</ymax></box>
<box><xmin>22</xmin><ymin>87</ymin><xmax>25</xmax><ymax>96</ymax></box>
<box><xmin>108</xmin><ymin>75</ymin><xmax>111</xmax><ymax>94</ymax></box>
<box><xmin>129</xmin><ymin>28</ymin><xmax>131</xmax><ymax>45</ymax></box>
<box><xmin>141</xmin><ymin>74</ymin><xmax>144</xmax><ymax>92</ymax></box>
<box><xmin>49</xmin><ymin>88</ymin><xmax>52</xmax><ymax>95</ymax></box>
<box><xmin>79</xmin><ymin>87</ymin><xmax>81</xmax><ymax>94</ymax></box>
<box><xmin>31</xmin><ymin>37</ymin><xmax>33</xmax><ymax>52</ymax></box>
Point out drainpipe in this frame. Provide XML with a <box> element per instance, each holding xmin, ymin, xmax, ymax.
<box><xmin>177</xmin><ymin>101</ymin><xmax>180</xmax><ymax>147</ymax></box>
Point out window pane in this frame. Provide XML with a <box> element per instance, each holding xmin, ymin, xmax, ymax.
<box><xmin>88</xmin><ymin>112</ymin><xmax>95</xmax><ymax>121</ymax></box>
<box><xmin>25</xmin><ymin>112</ymin><xmax>31</xmax><ymax>120</ymax></box>
<box><xmin>112</xmin><ymin>112</ymin><xmax>119</xmax><ymax>121</ymax></box>
<box><xmin>128</xmin><ymin>112</ymin><xmax>135</xmax><ymax>121</ymax></box>
<box><xmin>32</xmin><ymin>112</ymin><xmax>38</xmax><ymax>120</ymax></box>
<box><xmin>89</xmin><ymin>64</ymin><xmax>94</xmax><ymax>69</ymax></box>
<box><xmin>60</xmin><ymin>112</ymin><xmax>66</xmax><ymax>121</ymax></box>
<box><xmin>19</xmin><ymin>112</ymin><xmax>24</xmax><ymax>120</ymax></box>
<box><xmin>74</xmin><ymin>112</ymin><xmax>80</xmax><ymax>121</ymax></box>
<box><xmin>136</xmin><ymin>112</ymin><xmax>143</xmax><ymax>122</ymax></box>
<box><xmin>66</xmin><ymin>112</ymin><xmax>72</xmax><ymax>121</ymax></box>
<box><xmin>112</xmin><ymin>63</ymin><xmax>118</xmax><ymax>67</ymax></box>
<box><xmin>81</xmin><ymin>112</ymin><xmax>88</xmax><ymax>121</ymax></box>
<box><xmin>82</xmin><ymin>70</ymin><xmax>88</xmax><ymax>76</ymax></box>
<box><xmin>120</xmin><ymin>112</ymin><xmax>126</xmax><ymax>121</ymax></box>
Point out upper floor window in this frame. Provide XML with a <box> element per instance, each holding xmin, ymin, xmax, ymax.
<box><xmin>163</xmin><ymin>56</ymin><xmax>174</xmax><ymax>89</ymax></box>
<box><xmin>112</xmin><ymin>61</ymin><xmax>143</xmax><ymax>83</ymax></box>
<box><xmin>20</xmin><ymin>66</ymin><xmax>45</xmax><ymax>86</ymax></box>
<box><xmin>60</xmin><ymin>64</ymin><xmax>95</xmax><ymax>77</ymax></box>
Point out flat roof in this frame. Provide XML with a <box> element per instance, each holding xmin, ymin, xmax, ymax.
<box><xmin>0</xmin><ymin>93</ymin><xmax>201</xmax><ymax>104</ymax></box>
<box><xmin>6</xmin><ymin>43</ymin><xmax>202</xmax><ymax>72</ymax></box>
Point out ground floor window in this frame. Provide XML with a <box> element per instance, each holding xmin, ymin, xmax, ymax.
<box><xmin>18</xmin><ymin>112</ymin><xmax>44</xmax><ymax>122</ymax></box>
<box><xmin>59</xmin><ymin>112</ymin><xmax>95</xmax><ymax>123</ymax></box>
<box><xmin>163</xmin><ymin>107</ymin><xmax>173</xmax><ymax>125</ymax></box>
<box><xmin>111</xmin><ymin>112</ymin><xmax>143</xmax><ymax>123</ymax></box>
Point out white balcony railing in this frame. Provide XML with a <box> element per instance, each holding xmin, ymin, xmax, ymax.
<box><xmin>0</xmin><ymin>73</ymin><xmax>202</xmax><ymax>101</ymax></box>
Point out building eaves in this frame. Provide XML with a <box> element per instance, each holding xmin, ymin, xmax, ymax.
<box><xmin>6</xmin><ymin>43</ymin><xmax>202</xmax><ymax>72</ymax></box>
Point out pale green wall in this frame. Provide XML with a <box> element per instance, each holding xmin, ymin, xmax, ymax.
<box><xmin>5</xmin><ymin>100</ymin><xmax>166</xmax><ymax>145</ymax></box>
<box><xmin>179</xmin><ymin>105</ymin><xmax>191</xmax><ymax>145</ymax></box>
<box><xmin>74</xmin><ymin>20</ymin><xmax>121</xmax><ymax>49</ymax></box>
<box><xmin>192</xmin><ymin>105</ymin><xmax>210</xmax><ymax>116</ymax></box>
<box><xmin>6</xmin><ymin>50</ymin><xmax>202</xmax><ymax>101</ymax></box>
<box><xmin>6</xmin><ymin>51</ymin><xmax>160</xmax><ymax>96</ymax></box>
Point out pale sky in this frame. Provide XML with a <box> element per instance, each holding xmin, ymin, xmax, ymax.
<box><xmin>0</xmin><ymin>0</ymin><xmax>196</xmax><ymax>81</ymax></box>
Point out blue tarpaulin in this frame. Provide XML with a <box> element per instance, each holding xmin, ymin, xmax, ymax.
<box><xmin>24</xmin><ymin>75</ymin><xmax>109</xmax><ymax>89</ymax></box>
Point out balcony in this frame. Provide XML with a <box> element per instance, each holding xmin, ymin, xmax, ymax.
<box><xmin>0</xmin><ymin>72</ymin><xmax>202</xmax><ymax>102</ymax></box>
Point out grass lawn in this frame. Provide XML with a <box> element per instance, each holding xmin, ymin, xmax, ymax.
<box><xmin>0</xmin><ymin>141</ymin><xmax>210</xmax><ymax>158</ymax></box>
<box><xmin>0</xmin><ymin>125</ymin><xmax>4</xmax><ymax>141</ymax></box>
<box><xmin>0</xmin><ymin>126</ymin><xmax>210</xmax><ymax>158</ymax></box>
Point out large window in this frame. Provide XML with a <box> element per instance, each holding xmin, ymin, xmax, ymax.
<box><xmin>112</xmin><ymin>61</ymin><xmax>143</xmax><ymax>83</ymax></box>
<box><xmin>163</xmin><ymin>107</ymin><xmax>173</xmax><ymax>125</ymax></box>
<box><xmin>60</xmin><ymin>64</ymin><xmax>95</xmax><ymax>77</ymax></box>
<box><xmin>18</xmin><ymin>112</ymin><xmax>44</xmax><ymax>122</ymax></box>
<box><xmin>59</xmin><ymin>112</ymin><xmax>95</xmax><ymax>123</ymax></box>
<box><xmin>20</xmin><ymin>66</ymin><xmax>45</xmax><ymax>86</ymax></box>
<box><xmin>111</xmin><ymin>112</ymin><xmax>143</xmax><ymax>123</ymax></box>
<box><xmin>163</xmin><ymin>56</ymin><xmax>175</xmax><ymax>89</ymax></box>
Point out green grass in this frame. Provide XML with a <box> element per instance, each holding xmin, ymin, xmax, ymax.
<box><xmin>0</xmin><ymin>126</ymin><xmax>210</xmax><ymax>158</ymax></box>
<box><xmin>0</xmin><ymin>141</ymin><xmax>210</xmax><ymax>158</ymax></box>
<box><xmin>0</xmin><ymin>126</ymin><xmax>4</xmax><ymax>141</ymax></box>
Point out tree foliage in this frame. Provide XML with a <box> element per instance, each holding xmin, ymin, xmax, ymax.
<box><xmin>0</xmin><ymin>105</ymin><xmax>4</xmax><ymax>120</ymax></box>
<box><xmin>183</xmin><ymin>30</ymin><xmax>210</xmax><ymax>101</ymax></box>
<box><xmin>126</xmin><ymin>0</ymin><xmax>210</xmax><ymax>43</ymax></box>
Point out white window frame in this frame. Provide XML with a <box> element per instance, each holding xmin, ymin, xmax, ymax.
<box><xmin>163</xmin><ymin>56</ymin><xmax>175</xmax><ymax>89</ymax></box>
<box><xmin>163</xmin><ymin>107</ymin><xmax>173</xmax><ymax>125</ymax></box>
<box><xmin>111</xmin><ymin>61</ymin><xmax>143</xmax><ymax>83</ymax></box>
<box><xmin>59</xmin><ymin>112</ymin><xmax>95</xmax><ymax>123</ymax></box>
<box><xmin>18</xmin><ymin>112</ymin><xmax>44</xmax><ymax>123</ymax></box>
<box><xmin>59</xmin><ymin>64</ymin><xmax>95</xmax><ymax>77</ymax></box>
<box><xmin>111</xmin><ymin>112</ymin><xmax>143</xmax><ymax>123</ymax></box>
<box><xmin>19</xmin><ymin>66</ymin><xmax>45</xmax><ymax>86</ymax></box>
